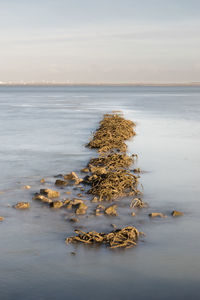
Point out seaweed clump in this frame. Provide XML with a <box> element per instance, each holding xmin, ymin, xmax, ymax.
<box><xmin>66</xmin><ymin>226</ymin><xmax>139</xmax><ymax>249</ymax></box>
<box><xmin>87</xmin><ymin>114</ymin><xmax>136</xmax><ymax>152</ymax></box>
<box><xmin>88</xmin><ymin>153</ymin><xmax>133</xmax><ymax>170</ymax></box>
<box><xmin>86</xmin><ymin>170</ymin><xmax>138</xmax><ymax>201</ymax></box>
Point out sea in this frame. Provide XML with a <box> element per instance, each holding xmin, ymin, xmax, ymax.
<box><xmin>0</xmin><ymin>86</ymin><xmax>200</xmax><ymax>300</ymax></box>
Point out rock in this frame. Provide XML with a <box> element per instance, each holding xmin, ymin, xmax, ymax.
<box><xmin>33</xmin><ymin>194</ymin><xmax>53</xmax><ymax>203</ymax></box>
<box><xmin>55</xmin><ymin>179</ymin><xmax>68</xmax><ymax>186</ymax></box>
<box><xmin>50</xmin><ymin>201</ymin><xmax>63</xmax><ymax>208</ymax></box>
<box><xmin>64</xmin><ymin>172</ymin><xmax>83</xmax><ymax>185</ymax></box>
<box><xmin>149</xmin><ymin>212</ymin><xmax>166</xmax><ymax>218</ymax></box>
<box><xmin>131</xmin><ymin>212</ymin><xmax>136</xmax><ymax>217</ymax></box>
<box><xmin>81</xmin><ymin>168</ymin><xmax>89</xmax><ymax>173</ymax></box>
<box><xmin>71</xmin><ymin>199</ymin><xmax>83</xmax><ymax>206</ymax></box>
<box><xmin>65</xmin><ymin>191</ymin><xmax>71</xmax><ymax>195</ymax></box>
<box><xmin>80</xmin><ymin>188</ymin><xmax>85</xmax><ymax>191</ymax></box>
<box><xmin>95</xmin><ymin>204</ymin><xmax>105</xmax><ymax>216</ymax></box>
<box><xmin>40</xmin><ymin>178</ymin><xmax>45</xmax><ymax>184</ymax></box>
<box><xmin>40</xmin><ymin>189</ymin><xmax>60</xmax><ymax>198</ymax></box>
<box><xmin>91</xmin><ymin>196</ymin><xmax>98</xmax><ymax>203</ymax></box>
<box><xmin>171</xmin><ymin>210</ymin><xmax>184</xmax><ymax>217</ymax></box>
<box><xmin>133</xmin><ymin>168</ymin><xmax>141</xmax><ymax>173</ymax></box>
<box><xmin>23</xmin><ymin>185</ymin><xmax>31</xmax><ymax>189</ymax></box>
<box><xmin>63</xmin><ymin>199</ymin><xmax>70</xmax><ymax>205</ymax></box>
<box><xmin>65</xmin><ymin>203</ymin><xmax>73</xmax><ymax>210</ymax></box>
<box><xmin>105</xmin><ymin>204</ymin><xmax>118</xmax><ymax>216</ymax></box>
<box><xmin>77</xmin><ymin>193</ymin><xmax>83</xmax><ymax>197</ymax></box>
<box><xmin>14</xmin><ymin>202</ymin><xmax>30</xmax><ymax>209</ymax></box>
<box><xmin>0</xmin><ymin>216</ymin><xmax>4</xmax><ymax>221</ymax></box>
<box><xmin>69</xmin><ymin>217</ymin><xmax>79</xmax><ymax>223</ymax></box>
<box><xmin>75</xmin><ymin>202</ymin><xmax>88</xmax><ymax>215</ymax></box>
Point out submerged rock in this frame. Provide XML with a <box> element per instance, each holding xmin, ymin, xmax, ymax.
<box><xmin>23</xmin><ymin>185</ymin><xmax>31</xmax><ymax>189</ymax></box>
<box><xmin>14</xmin><ymin>202</ymin><xmax>30</xmax><ymax>209</ymax></box>
<box><xmin>171</xmin><ymin>210</ymin><xmax>184</xmax><ymax>217</ymax></box>
<box><xmin>40</xmin><ymin>189</ymin><xmax>60</xmax><ymax>198</ymax></box>
<box><xmin>149</xmin><ymin>212</ymin><xmax>166</xmax><ymax>218</ymax></box>
<box><xmin>69</xmin><ymin>217</ymin><xmax>79</xmax><ymax>223</ymax></box>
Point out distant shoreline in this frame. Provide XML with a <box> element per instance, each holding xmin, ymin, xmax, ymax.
<box><xmin>0</xmin><ymin>82</ymin><xmax>200</xmax><ymax>87</ymax></box>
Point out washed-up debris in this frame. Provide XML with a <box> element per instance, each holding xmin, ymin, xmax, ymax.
<box><xmin>23</xmin><ymin>185</ymin><xmax>31</xmax><ymax>189</ymax></box>
<box><xmin>33</xmin><ymin>194</ymin><xmax>53</xmax><ymax>204</ymax></box>
<box><xmin>171</xmin><ymin>210</ymin><xmax>184</xmax><ymax>217</ymax></box>
<box><xmin>87</xmin><ymin>114</ymin><xmax>136</xmax><ymax>152</ymax></box>
<box><xmin>0</xmin><ymin>216</ymin><xmax>4</xmax><ymax>221</ymax></box>
<box><xmin>14</xmin><ymin>202</ymin><xmax>30</xmax><ymax>209</ymax></box>
<box><xmin>105</xmin><ymin>204</ymin><xmax>118</xmax><ymax>216</ymax></box>
<box><xmin>130</xmin><ymin>198</ymin><xmax>147</xmax><ymax>208</ymax></box>
<box><xmin>149</xmin><ymin>212</ymin><xmax>166</xmax><ymax>218</ymax></box>
<box><xmin>66</xmin><ymin>226</ymin><xmax>140</xmax><ymax>249</ymax></box>
<box><xmin>40</xmin><ymin>189</ymin><xmax>60</xmax><ymax>198</ymax></box>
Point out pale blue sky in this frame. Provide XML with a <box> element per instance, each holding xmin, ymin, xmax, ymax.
<box><xmin>0</xmin><ymin>0</ymin><xmax>200</xmax><ymax>83</ymax></box>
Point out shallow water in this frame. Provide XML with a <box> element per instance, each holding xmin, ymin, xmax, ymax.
<box><xmin>0</xmin><ymin>86</ymin><xmax>200</xmax><ymax>300</ymax></box>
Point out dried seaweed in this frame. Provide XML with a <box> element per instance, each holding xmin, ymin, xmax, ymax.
<box><xmin>87</xmin><ymin>114</ymin><xmax>136</xmax><ymax>152</ymax></box>
<box><xmin>86</xmin><ymin>170</ymin><xmax>137</xmax><ymax>201</ymax></box>
<box><xmin>66</xmin><ymin>226</ymin><xmax>139</xmax><ymax>249</ymax></box>
<box><xmin>88</xmin><ymin>153</ymin><xmax>133</xmax><ymax>170</ymax></box>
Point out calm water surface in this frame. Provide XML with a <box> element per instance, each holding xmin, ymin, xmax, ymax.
<box><xmin>0</xmin><ymin>86</ymin><xmax>200</xmax><ymax>300</ymax></box>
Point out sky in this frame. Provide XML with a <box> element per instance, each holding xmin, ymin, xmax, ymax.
<box><xmin>0</xmin><ymin>0</ymin><xmax>200</xmax><ymax>83</ymax></box>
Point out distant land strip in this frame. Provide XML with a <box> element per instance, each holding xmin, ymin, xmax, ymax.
<box><xmin>0</xmin><ymin>82</ymin><xmax>200</xmax><ymax>87</ymax></box>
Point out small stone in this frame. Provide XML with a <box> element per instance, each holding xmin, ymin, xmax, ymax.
<box><xmin>63</xmin><ymin>199</ymin><xmax>70</xmax><ymax>205</ymax></box>
<box><xmin>95</xmin><ymin>204</ymin><xmax>105</xmax><ymax>216</ymax></box>
<box><xmin>105</xmin><ymin>204</ymin><xmax>118</xmax><ymax>216</ymax></box>
<box><xmin>23</xmin><ymin>185</ymin><xmax>31</xmax><ymax>189</ymax></box>
<box><xmin>149</xmin><ymin>212</ymin><xmax>166</xmax><ymax>218</ymax></box>
<box><xmin>33</xmin><ymin>194</ymin><xmax>53</xmax><ymax>204</ymax></box>
<box><xmin>69</xmin><ymin>217</ymin><xmax>79</xmax><ymax>223</ymax></box>
<box><xmin>65</xmin><ymin>191</ymin><xmax>71</xmax><ymax>195</ymax></box>
<box><xmin>71</xmin><ymin>199</ymin><xmax>83</xmax><ymax>206</ymax></box>
<box><xmin>77</xmin><ymin>193</ymin><xmax>83</xmax><ymax>197</ymax></box>
<box><xmin>75</xmin><ymin>203</ymin><xmax>88</xmax><ymax>215</ymax></box>
<box><xmin>133</xmin><ymin>168</ymin><xmax>141</xmax><ymax>173</ymax></box>
<box><xmin>40</xmin><ymin>189</ymin><xmax>60</xmax><ymax>198</ymax></box>
<box><xmin>91</xmin><ymin>196</ymin><xmax>98</xmax><ymax>203</ymax></box>
<box><xmin>50</xmin><ymin>201</ymin><xmax>63</xmax><ymax>208</ymax></box>
<box><xmin>80</xmin><ymin>188</ymin><xmax>85</xmax><ymax>191</ymax></box>
<box><xmin>131</xmin><ymin>212</ymin><xmax>136</xmax><ymax>217</ymax></box>
<box><xmin>14</xmin><ymin>202</ymin><xmax>30</xmax><ymax>209</ymax></box>
<box><xmin>0</xmin><ymin>216</ymin><xmax>4</xmax><ymax>221</ymax></box>
<box><xmin>40</xmin><ymin>178</ymin><xmax>45</xmax><ymax>184</ymax></box>
<box><xmin>55</xmin><ymin>179</ymin><xmax>68</xmax><ymax>186</ymax></box>
<box><xmin>65</xmin><ymin>203</ymin><xmax>73</xmax><ymax>210</ymax></box>
<box><xmin>171</xmin><ymin>210</ymin><xmax>184</xmax><ymax>217</ymax></box>
<box><xmin>81</xmin><ymin>168</ymin><xmax>89</xmax><ymax>173</ymax></box>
